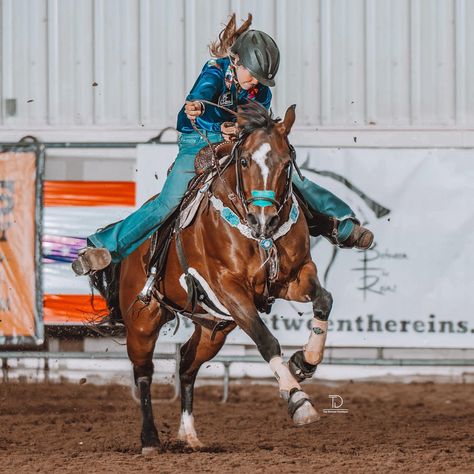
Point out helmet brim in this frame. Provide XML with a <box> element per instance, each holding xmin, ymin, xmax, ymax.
<box><xmin>247</xmin><ymin>68</ymin><xmax>276</xmax><ymax>87</ymax></box>
<box><xmin>257</xmin><ymin>77</ymin><xmax>276</xmax><ymax>87</ymax></box>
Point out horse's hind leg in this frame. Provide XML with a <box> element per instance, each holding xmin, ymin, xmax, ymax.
<box><xmin>126</xmin><ymin>301</ymin><xmax>173</xmax><ymax>455</ymax></box>
<box><xmin>178</xmin><ymin>321</ymin><xmax>236</xmax><ymax>449</ymax></box>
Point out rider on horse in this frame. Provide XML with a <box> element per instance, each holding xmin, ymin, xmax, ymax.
<box><xmin>72</xmin><ymin>14</ymin><xmax>373</xmax><ymax>276</ymax></box>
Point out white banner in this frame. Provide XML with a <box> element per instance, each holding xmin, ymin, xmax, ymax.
<box><xmin>135</xmin><ymin>146</ymin><xmax>474</xmax><ymax>348</ymax></box>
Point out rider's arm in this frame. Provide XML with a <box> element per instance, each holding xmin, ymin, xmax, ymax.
<box><xmin>186</xmin><ymin>64</ymin><xmax>223</xmax><ymax>104</ymax></box>
<box><xmin>184</xmin><ymin>63</ymin><xmax>224</xmax><ymax>123</ymax></box>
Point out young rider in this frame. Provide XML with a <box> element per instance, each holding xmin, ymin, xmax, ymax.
<box><xmin>72</xmin><ymin>14</ymin><xmax>373</xmax><ymax>276</ymax></box>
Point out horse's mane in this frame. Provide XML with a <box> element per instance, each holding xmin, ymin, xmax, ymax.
<box><xmin>237</xmin><ymin>101</ymin><xmax>281</xmax><ymax>136</ymax></box>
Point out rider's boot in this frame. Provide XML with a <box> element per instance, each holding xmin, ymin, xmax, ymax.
<box><xmin>341</xmin><ymin>223</ymin><xmax>374</xmax><ymax>249</ymax></box>
<box><xmin>71</xmin><ymin>247</ymin><xmax>112</xmax><ymax>275</ymax></box>
<box><xmin>307</xmin><ymin>213</ymin><xmax>374</xmax><ymax>250</ymax></box>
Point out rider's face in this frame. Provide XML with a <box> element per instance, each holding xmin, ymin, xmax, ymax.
<box><xmin>235</xmin><ymin>64</ymin><xmax>259</xmax><ymax>90</ymax></box>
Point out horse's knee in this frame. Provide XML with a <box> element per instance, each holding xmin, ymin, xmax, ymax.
<box><xmin>313</xmin><ymin>287</ymin><xmax>332</xmax><ymax>321</ymax></box>
<box><xmin>127</xmin><ymin>324</ymin><xmax>158</xmax><ymax>371</ymax></box>
<box><xmin>244</xmin><ymin>317</ymin><xmax>281</xmax><ymax>362</ymax></box>
<box><xmin>135</xmin><ymin>323</ymin><xmax>156</xmax><ymax>338</ymax></box>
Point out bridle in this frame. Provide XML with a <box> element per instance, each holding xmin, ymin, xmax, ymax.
<box><xmin>232</xmin><ymin>133</ymin><xmax>295</xmax><ymax>219</ymax></box>
<box><xmin>190</xmin><ymin>100</ymin><xmax>301</xmax><ymax>228</ymax></box>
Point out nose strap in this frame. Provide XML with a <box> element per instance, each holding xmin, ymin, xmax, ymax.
<box><xmin>249</xmin><ymin>190</ymin><xmax>277</xmax><ymax>207</ymax></box>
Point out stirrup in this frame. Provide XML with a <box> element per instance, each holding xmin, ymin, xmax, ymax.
<box><xmin>72</xmin><ymin>247</ymin><xmax>112</xmax><ymax>276</ymax></box>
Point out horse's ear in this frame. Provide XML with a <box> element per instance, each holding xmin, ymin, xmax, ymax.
<box><xmin>277</xmin><ymin>104</ymin><xmax>296</xmax><ymax>137</ymax></box>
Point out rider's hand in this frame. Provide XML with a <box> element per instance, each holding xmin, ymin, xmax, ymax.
<box><xmin>221</xmin><ymin>122</ymin><xmax>238</xmax><ymax>141</ymax></box>
<box><xmin>185</xmin><ymin>101</ymin><xmax>203</xmax><ymax>121</ymax></box>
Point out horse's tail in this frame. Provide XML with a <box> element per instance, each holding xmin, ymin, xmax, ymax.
<box><xmin>89</xmin><ymin>262</ymin><xmax>123</xmax><ymax>323</ymax></box>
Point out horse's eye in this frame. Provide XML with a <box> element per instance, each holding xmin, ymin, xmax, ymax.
<box><xmin>241</xmin><ymin>158</ymin><xmax>248</xmax><ymax>167</ymax></box>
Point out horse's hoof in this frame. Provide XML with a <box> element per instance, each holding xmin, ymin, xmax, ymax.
<box><xmin>293</xmin><ymin>401</ymin><xmax>320</xmax><ymax>426</ymax></box>
<box><xmin>178</xmin><ymin>433</ymin><xmax>204</xmax><ymax>450</ymax></box>
<box><xmin>141</xmin><ymin>446</ymin><xmax>160</xmax><ymax>456</ymax></box>
<box><xmin>288</xmin><ymin>390</ymin><xmax>320</xmax><ymax>426</ymax></box>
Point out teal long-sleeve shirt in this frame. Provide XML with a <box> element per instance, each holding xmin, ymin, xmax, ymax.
<box><xmin>176</xmin><ymin>57</ymin><xmax>272</xmax><ymax>133</ymax></box>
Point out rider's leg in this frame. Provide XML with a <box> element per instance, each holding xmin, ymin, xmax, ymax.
<box><xmin>292</xmin><ymin>173</ymin><xmax>373</xmax><ymax>249</ymax></box>
<box><xmin>73</xmin><ymin>131</ymin><xmax>222</xmax><ymax>274</ymax></box>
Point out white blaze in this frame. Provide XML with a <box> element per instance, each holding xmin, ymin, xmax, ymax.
<box><xmin>252</xmin><ymin>142</ymin><xmax>271</xmax><ymax>188</ymax></box>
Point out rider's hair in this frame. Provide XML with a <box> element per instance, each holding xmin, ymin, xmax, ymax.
<box><xmin>209</xmin><ymin>13</ymin><xmax>252</xmax><ymax>58</ymax></box>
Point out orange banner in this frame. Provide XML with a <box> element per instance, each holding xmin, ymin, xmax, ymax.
<box><xmin>44</xmin><ymin>294</ymin><xmax>107</xmax><ymax>325</ymax></box>
<box><xmin>0</xmin><ymin>151</ymin><xmax>40</xmax><ymax>341</ymax></box>
<box><xmin>44</xmin><ymin>181</ymin><xmax>135</xmax><ymax>207</ymax></box>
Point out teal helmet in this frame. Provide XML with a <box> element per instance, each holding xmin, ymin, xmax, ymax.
<box><xmin>230</xmin><ymin>30</ymin><xmax>280</xmax><ymax>87</ymax></box>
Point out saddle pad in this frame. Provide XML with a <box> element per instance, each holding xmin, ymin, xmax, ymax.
<box><xmin>179</xmin><ymin>154</ymin><xmax>230</xmax><ymax>229</ymax></box>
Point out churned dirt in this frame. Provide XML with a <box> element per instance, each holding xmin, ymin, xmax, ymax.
<box><xmin>0</xmin><ymin>380</ymin><xmax>473</xmax><ymax>473</ymax></box>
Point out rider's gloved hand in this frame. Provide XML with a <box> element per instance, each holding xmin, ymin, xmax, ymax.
<box><xmin>221</xmin><ymin>122</ymin><xmax>238</xmax><ymax>141</ymax></box>
<box><xmin>185</xmin><ymin>101</ymin><xmax>204</xmax><ymax>121</ymax></box>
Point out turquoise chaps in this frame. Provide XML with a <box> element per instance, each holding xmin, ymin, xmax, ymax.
<box><xmin>88</xmin><ymin>131</ymin><xmax>356</xmax><ymax>263</ymax></box>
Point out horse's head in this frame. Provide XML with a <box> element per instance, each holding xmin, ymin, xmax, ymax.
<box><xmin>235</xmin><ymin>102</ymin><xmax>296</xmax><ymax>239</ymax></box>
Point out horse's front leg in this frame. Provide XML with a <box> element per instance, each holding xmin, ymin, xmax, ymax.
<box><xmin>221</xmin><ymin>280</ymin><xmax>320</xmax><ymax>426</ymax></box>
<box><xmin>283</xmin><ymin>261</ymin><xmax>333</xmax><ymax>382</ymax></box>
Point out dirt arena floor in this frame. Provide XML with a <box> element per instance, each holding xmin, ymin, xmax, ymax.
<box><xmin>1</xmin><ymin>380</ymin><xmax>473</xmax><ymax>473</ymax></box>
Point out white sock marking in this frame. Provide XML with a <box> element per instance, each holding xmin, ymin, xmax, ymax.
<box><xmin>179</xmin><ymin>411</ymin><xmax>198</xmax><ymax>438</ymax></box>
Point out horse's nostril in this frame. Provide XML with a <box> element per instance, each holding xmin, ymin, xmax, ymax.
<box><xmin>247</xmin><ymin>213</ymin><xmax>258</xmax><ymax>227</ymax></box>
<box><xmin>268</xmin><ymin>215</ymin><xmax>279</xmax><ymax>230</ymax></box>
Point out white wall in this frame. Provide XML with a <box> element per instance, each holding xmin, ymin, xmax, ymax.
<box><xmin>1</xmin><ymin>0</ymin><xmax>474</xmax><ymax>145</ymax></box>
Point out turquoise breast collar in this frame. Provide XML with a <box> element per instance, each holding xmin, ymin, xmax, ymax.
<box><xmin>209</xmin><ymin>193</ymin><xmax>300</xmax><ymax>250</ymax></box>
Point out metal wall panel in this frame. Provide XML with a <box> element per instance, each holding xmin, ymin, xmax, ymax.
<box><xmin>1</xmin><ymin>0</ymin><xmax>473</xmax><ymax>133</ymax></box>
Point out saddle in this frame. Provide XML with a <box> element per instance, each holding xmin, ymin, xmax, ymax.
<box><xmin>167</xmin><ymin>140</ymin><xmax>233</xmax><ymax>176</ymax></box>
<box><xmin>194</xmin><ymin>141</ymin><xmax>234</xmax><ymax>175</ymax></box>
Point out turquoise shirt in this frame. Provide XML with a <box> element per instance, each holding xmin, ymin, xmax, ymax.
<box><xmin>176</xmin><ymin>57</ymin><xmax>272</xmax><ymax>133</ymax></box>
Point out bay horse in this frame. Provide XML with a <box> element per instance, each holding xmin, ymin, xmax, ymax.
<box><xmin>90</xmin><ymin>102</ymin><xmax>333</xmax><ymax>454</ymax></box>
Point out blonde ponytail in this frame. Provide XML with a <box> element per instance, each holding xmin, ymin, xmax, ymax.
<box><xmin>209</xmin><ymin>13</ymin><xmax>253</xmax><ymax>58</ymax></box>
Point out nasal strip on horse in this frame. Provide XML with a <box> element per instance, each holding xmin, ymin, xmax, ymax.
<box><xmin>90</xmin><ymin>102</ymin><xmax>333</xmax><ymax>454</ymax></box>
